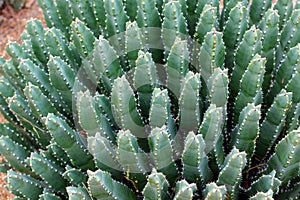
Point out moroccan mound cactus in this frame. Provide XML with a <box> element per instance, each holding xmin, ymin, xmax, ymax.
<box><xmin>0</xmin><ymin>0</ymin><xmax>299</xmax><ymax>199</ymax></box>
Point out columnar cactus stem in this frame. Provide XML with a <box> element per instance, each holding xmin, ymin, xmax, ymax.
<box><xmin>136</xmin><ymin>0</ymin><xmax>162</xmax><ymax>62</ymax></box>
<box><xmin>0</xmin><ymin>136</ymin><xmax>31</xmax><ymax>174</ymax></box>
<box><xmin>203</xmin><ymin>182</ymin><xmax>227</xmax><ymax>200</ymax></box>
<box><xmin>37</xmin><ymin>0</ymin><xmax>66</xmax><ymax>33</ymax></box>
<box><xmin>260</xmin><ymin>9</ymin><xmax>280</xmax><ymax>94</ymax></box>
<box><xmin>268</xmin><ymin>45</ymin><xmax>300</xmax><ymax>106</ymax></box>
<box><xmin>247</xmin><ymin>171</ymin><xmax>281</xmax><ymax>196</ymax></box>
<box><xmin>207</xmin><ymin>68</ymin><xmax>228</xmax><ymax>108</ymax></box>
<box><xmin>88</xmin><ymin>169</ymin><xmax>136</xmax><ymax>199</ymax></box>
<box><xmin>149</xmin><ymin>127</ymin><xmax>178</xmax><ymax>184</ymax></box>
<box><xmin>71</xmin><ymin>19</ymin><xmax>96</xmax><ymax>58</ymax></box>
<box><xmin>274</xmin><ymin>0</ymin><xmax>293</xmax><ymax>30</ymax></box>
<box><xmin>26</xmin><ymin>20</ymin><xmax>49</xmax><ymax>66</ymax></box>
<box><xmin>124</xmin><ymin>0</ymin><xmax>138</xmax><ymax>21</ymax></box>
<box><xmin>198</xmin><ymin>29</ymin><xmax>225</xmax><ymax>81</ymax></box>
<box><xmin>231</xmin><ymin>103</ymin><xmax>261</xmax><ymax>161</ymax></box>
<box><xmin>7</xmin><ymin>170</ymin><xmax>44</xmax><ymax>200</ymax></box>
<box><xmin>63</xmin><ymin>166</ymin><xmax>87</xmax><ymax>186</ymax></box>
<box><xmin>111</xmin><ymin>76</ymin><xmax>145</xmax><ymax>137</ymax></box>
<box><xmin>166</xmin><ymin>39</ymin><xmax>189</xmax><ymax>98</ymax></box>
<box><xmin>217</xmin><ymin>148</ymin><xmax>247</xmax><ymax>199</ymax></box>
<box><xmin>194</xmin><ymin>5</ymin><xmax>217</xmax><ymax>48</ymax></box>
<box><xmin>173</xmin><ymin>180</ymin><xmax>197</xmax><ymax>200</ymax></box>
<box><xmin>149</xmin><ymin>88</ymin><xmax>170</xmax><ymax>129</ymax></box>
<box><xmin>45</xmin><ymin>28</ymin><xmax>79</xmax><ymax>69</ymax></box>
<box><xmin>182</xmin><ymin>132</ymin><xmax>212</xmax><ymax>185</ymax></box>
<box><xmin>223</xmin><ymin>2</ymin><xmax>248</xmax><ymax>70</ymax></box>
<box><xmin>249</xmin><ymin>0</ymin><xmax>272</xmax><ymax>26</ymax></box>
<box><xmin>275</xmin><ymin>9</ymin><xmax>300</xmax><ymax>68</ymax></box>
<box><xmin>125</xmin><ymin>22</ymin><xmax>144</xmax><ymax>69</ymax></box>
<box><xmin>29</xmin><ymin>152</ymin><xmax>68</xmax><ymax>194</ymax></box>
<box><xmin>67</xmin><ymin>186</ymin><xmax>92</xmax><ymax>200</ymax></box>
<box><xmin>179</xmin><ymin>72</ymin><xmax>201</xmax><ymax>132</ymax></box>
<box><xmin>255</xmin><ymin>89</ymin><xmax>292</xmax><ymax>161</ymax></box>
<box><xmin>5</xmin><ymin>42</ymin><xmax>24</xmax><ymax>67</ymax></box>
<box><xmin>234</xmin><ymin>54</ymin><xmax>266</xmax><ymax>123</ymax></box>
<box><xmin>250</xmin><ymin>190</ymin><xmax>274</xmax><ymax>200</ymax></box>
<box><xmin>46</xmin><ymin>114</ymin><xmax>95</xmax><ymax>170</ymax></box>
<box><xmin>142</xmin><ymin>169</ymin><xmax>170</xmax><ymax>200</ymax></box>
<box><xmin>231</xmin><ymin>26</ymin><xmax>262</xmax><ymax>99</ymax></box>
<box><xmin>266</xmin><ymin>129</ymin><xmax>300</xmax><ymax>184</ymax></box>
<box><xmin>91</xmin><ymin>0</ymin><xmax>106</xmax><ymax>34</ymax></box>
<box><xmin>56</xmin><ymin>0</ymin><xmax>73</xmax><ymax>28</ymax></box>
<box><xmin>162</xmin><ymin>1</ymin><xmax>188</xmax><ymax>53</ymax></box>
<box><xmin>199</xmin><ymin>104</ymin><xmax>225</xmax><ymax>171</ymax></box>
<box><xmin>103</xmin><ymin>0</ymin><xmax>129</xmax><ymax>56</ymax></box>
<box><xmin>134</xmin><ymin>51</ymin><xmax>158</xmax><ymax>118</ymax></box>
<box><xmin>117</xmin><ymin>130</ymin><xmax>151</xmax><ymax>191</ymax></box>
<box><xmin>70</xmin><ymin>0</ymin><xmax>100</xmax><ymax>36</ymax></box>
<box><xmin>91</xmin><ymin>36</ymin><xmax>123</xmax><ymax>91</ymax></box>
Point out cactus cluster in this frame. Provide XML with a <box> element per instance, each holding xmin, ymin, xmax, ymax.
<box><xmin>0</xmin><ymin>0</ymin><xmax>299</xmax><ymax>199</ymax></box>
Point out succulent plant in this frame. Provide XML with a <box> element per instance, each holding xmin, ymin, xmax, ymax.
<box><xmin>0</xmin><ymin>0</ymin><xmax>299</xmax><ymax>199</ymax></box>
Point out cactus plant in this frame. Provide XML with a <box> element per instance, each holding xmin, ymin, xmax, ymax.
<box><xmin>0</xmin><ymin>0</ymin><xmax>299</xmax><ymax>199</ymax></box>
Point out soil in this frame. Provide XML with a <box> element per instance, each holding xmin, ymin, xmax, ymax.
<box><xmin>0</xmin><ymin>0</ymin><xmax>45</xmax><ymax>58</ymax></box>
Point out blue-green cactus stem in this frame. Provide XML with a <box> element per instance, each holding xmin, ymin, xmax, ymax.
<box><xmin>249</xmin><ymin>0</ymin><xmax>272</xmax><ymax>26</ymax></box>
<box><xmin>88</xmin><ymin>133</ymin><xmax>123</xmax><ymax>179</ymax></box>
<box><xmin>166</xmin><ymin>39</ymin><xmax>189</xmax><ymax>99</ymax></box>
<box><xmin>179</xmin><ymin>72</ymin><xmax>201</xmax><ymax>132</ymax></box>
<box><xmin>69</xmin><ymin>0</ymin><xmax>100</xmax><ymax>36</ymax></box>
<box><xmin>111</xmin><ymin>75</ymin><xmax>145</xmax><ymax>138</ymax></box>
<box><xmin>162</xmin><ymin>0</ymin><xmax>188</xmax><ymax>54</ymax></box>
<box><xmin>88</xmin><ymin>169</ymin><xmax>137</xmax><ymax>199</ymax></box>
<box><xmin>203</xmin><ymin>182</ymin><xmax>227</xmax><ymax>200</ymax></box>
<box><xmin>173</xmin><ymin>180</ymin><xmax>197</xmax><ymax>200</ymax></box>
<box><xmin>117</xmin><ymin>130</ymin><xmax>151</xmax><ymax>191</ymax></box>
<box><xmin>234</xmin><ymin>54</ymin><xmax>266</xmax><ymax>123</ymax></box>
<box><xmin>46</xmin><ymin>114</ymin><xmax>95</xmax><ymax>170</ymax></box>
<box><xmin>62</xmin><ymin>166</ymin><xmax>87</xmax><ymax>186</ymax></box>
<box><xmin>255</xmin><ymin>89</ymin><xmax>292</xmax><ymax>161</ymax></box>
<box><xmin>26</xmin><ymin>19</ymin><xmax>49</xmax><ymax>65</ymax></box>
<box><xmin>142</xmin><ymin>169</ymin><xmax>170</xmax><ymax>200</ymax></box>
<box><xmin>29</xmin><ymin>152</ymin><xmax>68</xmax><ymax>194</ymax></box>
<box><xmin>217</xmin><ymin>148</ymin><xmax>247</xmax><ymax>199</ymax></box>
<box><xmin>133</xmin><ymin>50</ymin><xmax>158</xmax><ymax>119</ymax></box>
<box><xmin>182</xmin><ymin>132</ymin><xmax>213</xmax><ymax>185</ymax></box>
<box><xmin>231</xmin><ymin>26</ymin><xmax>262</xmax><ymax>99</ymax></box>
<box><xmin>223</xmin><ymin>2</ymin><xmax>248</xmax><ymax>70</ymax></box>
<box><xmin>275</xmin><ymin>9</ymin><xmax>300</xmax><ymax>68</ymax></box>
<box><xmin>7</xmin><ymin>170</ymin><xmax>45</xmax><ymax>200</ymax></box>
<box><xmin>148</xmin><ymin>126</ymin><xmax>178</xmax><ymax>184</ymax></box>
<box><xmin>266</xmin><ymin>128</ymin><xmax>300</xmax><ymax>184</ymax></box>
<box><xmin>67</xmin><ymin>186</ymin><xmax>93</xmax><ymax>200</ymax></box>
<box><xmin>198</xmin><ymin>29</ymin><xmax>225</xmax><ymax>81</ymax></box>
<box><xmin>260</xmin><ymin>9</ymin><xmax>280</xmax><ymax>94</ymax></box>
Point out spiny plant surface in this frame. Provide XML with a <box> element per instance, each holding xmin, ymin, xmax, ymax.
<box><xmin>0</xmin><ymin>0</ymin><xmax>300</xmax><ymax>199</ymax></box>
